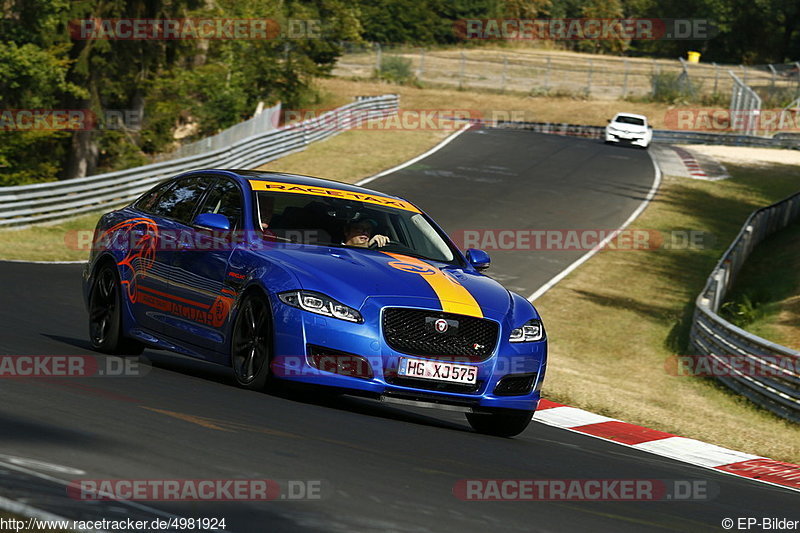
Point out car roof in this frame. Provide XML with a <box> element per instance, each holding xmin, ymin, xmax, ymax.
<box><xmin>191</xmin><ymin>169</ymin><xmax>410</xmax><ymax>202</ymax></box>
<box><xmin>613</xmin><ymin>113</ymin><xmax>647</xmax><ymax>121</ymax></box>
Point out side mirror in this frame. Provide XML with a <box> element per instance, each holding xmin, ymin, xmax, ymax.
<box><xmin>193</xmin><ymin>212</ymin><xmax>231</xmax><ymax>231</ymax></box>
<box><xmin>607</xmin><ymin>118</ymin><xmax>612</xmax><ymax>123</ymax></box>
<box><xmin>466</xmin><ymin>248</ymin><xmax>490</xmax><ymax>271</ymax></box>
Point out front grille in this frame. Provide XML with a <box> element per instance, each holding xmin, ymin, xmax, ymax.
<box><xmin>493</xmin><ymin>373</ymin><xmax>537</xmax><ymax>396</ymax></box>
<box><xmin>382</xmin><ymin>308</ymin><xmax>499</xmax><ymax>362</ymax></box>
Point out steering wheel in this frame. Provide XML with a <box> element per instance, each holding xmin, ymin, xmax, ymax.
<box><xmin>369</xmin><ymin>239</ymin><xmax>404</xmax><ymax>250</ymax></box>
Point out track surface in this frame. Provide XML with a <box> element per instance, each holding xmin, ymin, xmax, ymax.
<box><xmin>0</xmin><ymin>131</ymin><xmax>797</xmax><ymax>531</ymax></box>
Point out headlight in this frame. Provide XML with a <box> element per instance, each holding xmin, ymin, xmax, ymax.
<box><xmin>509</xmin><ymin>319</ymin><xmax>545</xmax><ymax>342</ymax></box>
<box><xmin>278</xmin><ymin>290</ymin><xmax>363</xmax><ymax>323</ymax></box>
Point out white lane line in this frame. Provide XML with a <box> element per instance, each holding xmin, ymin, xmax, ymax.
<box><xmin>0</xmin><ymin>454</ymin><xmax>85</xmax><ymax>475</ymax></box>
<box><xmin>527</xmin><ymin>147</ymin><xmax>663</xmax><ymax>302</ymax></box>
<box><xmin>0</xmin><ymin>458</ymin><xmax>179</xmax><ymax>520</ymax></box>
<box><xmin>355</xmin><ymin>123</ymin><xmax>473</xmax><ymax>187</ymax></box>
<box><xmin>0</xmin><ymin>495</ymin><xmax>100</xmax><ymax>533</ymax></box>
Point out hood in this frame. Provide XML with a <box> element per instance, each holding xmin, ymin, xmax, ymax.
<box><xmin>257</xmin><ymin>245</ymin><xmax>512</xmax><ymax>318</ymax></box>
<box><xmin>609</xmin><ymin>121</ymin><xmax>647</xmax><ymax>133</ymax></box>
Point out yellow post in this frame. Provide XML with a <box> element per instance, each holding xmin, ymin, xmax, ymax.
<box><xmin>687</xmin><ymin>51</ymin><xmax>701</xmax><ymax>63</ymax></box>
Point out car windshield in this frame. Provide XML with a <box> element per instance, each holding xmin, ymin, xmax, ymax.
<box><xmin>254</xmin><ymin>189</ymin><xmax>456</xmax><ymax>263</ymax></box>
<box><xmin>615</xmin><ymin>115</ymin><xmax>645</xmax><ymax>126</ymax></box>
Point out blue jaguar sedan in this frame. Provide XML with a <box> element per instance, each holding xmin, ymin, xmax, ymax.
<box><xmin>83</xmin><ymin>170</ymin><xmax>547</xmax><ymax>436</ymax></box>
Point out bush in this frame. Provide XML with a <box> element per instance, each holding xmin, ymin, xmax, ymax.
<box><xmin>720</xmin><ymin>293</ymin><xmax>764</xmax><ymax>327</ymax></box>
<box><xmin>649</xmin><ymin>71</ymin><xmax>702</xmax><ymax>104</ymax></box>
<box><xmin>376</xmin><ymin>55</ymin><xmax>416</xmax><ymax>85</ymax></box>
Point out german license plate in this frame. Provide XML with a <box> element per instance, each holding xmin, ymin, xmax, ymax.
<box><xmin>397</xmin><ymin>357</ymin><xmax>477</xmax><ymax>384</ymax></box>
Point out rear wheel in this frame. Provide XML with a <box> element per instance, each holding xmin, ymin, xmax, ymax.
<box><xmin>88</xmin><ymin>264</ymin><xmax>144</xmax><ymax>355</ymax></box>
<box><xmin>231</xmin><ymin>292</ymin><xmax>273</xmax><ymax>390</ymax></box>
<box><xmin>466</xmin><ymin>409</ymin><xmax>534</xmax><ymax>437</ymax></box>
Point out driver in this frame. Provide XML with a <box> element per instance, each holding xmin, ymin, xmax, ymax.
<box><xmin>343</xmin><ymin>219</ymin><xmax>389</xmax><ymax>248</ymax></box>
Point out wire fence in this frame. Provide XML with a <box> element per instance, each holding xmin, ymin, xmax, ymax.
<box><xmin>335</xmin><ymin>44</ymin><xmax>800</xmax><ymax>103</ymax></box>
<box><xmin>729</xmin><ymin>72</ymin><xmax>762</xmax><ymax>136</ymax></box>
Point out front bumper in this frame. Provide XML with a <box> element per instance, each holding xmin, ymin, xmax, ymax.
<box><xmin>267</xmin><ymin>296</ymin><xmax>547</xmax><ymax>412</ymax></box>
<box><xmin>605</xmin><ymin>130</ymin><xmax>649</xmax><ymax>146</ymax></box>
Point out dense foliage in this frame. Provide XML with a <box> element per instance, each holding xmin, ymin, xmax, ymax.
<box><xmin>1</xmin><ymin>0</ymin><xmax>798</xmax><ymax>184</ymax></box>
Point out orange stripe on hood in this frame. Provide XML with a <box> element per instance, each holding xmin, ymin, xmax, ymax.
<box><xmin>383</xmin><ymin>253</ymin><xmax>483</xmax><ymax>318</ymax></box>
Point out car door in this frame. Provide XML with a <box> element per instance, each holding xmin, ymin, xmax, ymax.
<box><xmin>130</xmin><ymin>175</ymin><xmax>213</xmax><ymax>337</ymax></box>
<box><xmin>164</xmin><ymin>177</ymin><xmax>245</xmax><ymax>353</ymax></box>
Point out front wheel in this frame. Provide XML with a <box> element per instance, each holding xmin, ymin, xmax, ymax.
<box><xmin>88</xmin><ymin>264</ymin><xmax>144</xmax><ymax>355</ymax></box>
<box><xmin>231</xmin><ymin>292</ymin><xmax>273</xmax><ymax>390</ymax></box>
<box><xmin>466</xmin><ymin>409</ymin><xmax>534</xmax><ymax>437</ymax></box>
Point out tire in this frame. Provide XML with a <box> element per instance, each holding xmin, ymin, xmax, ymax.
<box><xmin>230</xmin><ymin>291</ymin><xmax>273</xmax><ymax>390</ymax></box>
<box><xmin>88</xmin><ymin>264</ymin><xmax>144</xmax><ymax>355</ymax></box>
<box><xmin>466</xmin><ymin>409</ymin><xmax>534</xmax><ymax>437</ymax></box>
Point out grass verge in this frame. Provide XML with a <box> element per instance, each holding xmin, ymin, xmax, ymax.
<box><xmin>534</xmin><ymin>163</ymin><xmax>800</xmax><ymax>463</ymax></box>
<box><xmin>308</xmin><ymin>77</ymin><xmax>676</xmax><ymax>128</ymax></box>
<box><xmin>0</xmin><ymin>212</ymin><xmax>106</xmax><ymax>262</ymax></box>
<box><xmin>721</xmin><ymin>220</ymin><xmax>800</xmax><ymax>350</ymax></box>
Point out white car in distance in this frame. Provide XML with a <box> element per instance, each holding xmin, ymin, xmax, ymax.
<box><xmin>605</xmin><ymin>113</ymin><xmax>653</xmax><ymax>149</ymax></box>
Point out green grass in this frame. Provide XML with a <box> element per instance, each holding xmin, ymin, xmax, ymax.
<box><xmin>722</xmin><ymin>220</ymin><xmax>800</xmax><ymax>350</ymax></box>
<box><xmin>535</xmin><ymin>163</ymin><xmax>800</xmax><ymax>462</ymax></box>
<box><xmin>0</xmin><ymin>211</ymin><xmax>105</xmax><ymax>262</ymax></box>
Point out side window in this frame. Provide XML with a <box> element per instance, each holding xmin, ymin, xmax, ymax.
<box><xmin>134</xmin><ymin>181</ymin><xmax>171</xmax><ymax>213</ymax></box>
<box><xmin>197</xmin><ymin>179</ymin><xmax>243</xmax><ymax>230</ymax></box>
<box><xmin>150</xmin><ymin>176</ymin><xmax>211</xmax><ymax>224</ymax></box>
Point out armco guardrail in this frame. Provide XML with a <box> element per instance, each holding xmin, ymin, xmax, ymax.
<box><xmin>690</xmin><ymin>192</ymin><xmax>800</xmax><ymax>423</ymax></box>
<box><xmin>0</xmin><ymin>94</ymin><xmax>399</xmax><ymax>227</ymax></box>
<box><xmin>492</xmin><ymin>117</ymin><xmax>800</xmax><ymax>421</ymax></box>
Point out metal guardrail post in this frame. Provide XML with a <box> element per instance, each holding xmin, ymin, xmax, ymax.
<box><xmin>622</xmin><ymin>59</ymin><xmax>629</xmax><ymax>98</ymax></box>
<box><xmin>586</xmin><ymin>59</ymin><xmax>593</xmax><ymax>96</ymax></box>
<box><xmin>768</xmin><ymin>64</ymin><xmax>777</xmax><ymax>89</ymax></box>
<box><xmin>713</xmin><ymin>62</ymin><xmax>719</xmax><ymax>94</ymax></box>
<box><xmin>544</xmin><ymin>57</ymin><xmax>551</xmax><ymax>91</ymax></box>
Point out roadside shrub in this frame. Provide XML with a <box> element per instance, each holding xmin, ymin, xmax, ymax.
<box><xmin>649</xmin><ymin>71</ymin><xmax>702</xmax><ymax>104</ymax></box>
<box><xmin>720</xmin><ymin>293</ymin><xmax>764</xmax><ymax>327</ymax></box>
<box><xmin>376</xmin><ymin>55</ymin><xmax>416</xmax><ymax>85</ymax></box>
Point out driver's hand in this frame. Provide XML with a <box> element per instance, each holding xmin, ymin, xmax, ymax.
<box><xmin>369</xmin><ymin>234</ymin><xmax>389</xmax><ymax>248</ymax></box>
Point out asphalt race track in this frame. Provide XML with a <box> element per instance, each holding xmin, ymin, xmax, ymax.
<box><xmin>0</xmin><ymin>130</ymin><xmax>797</xmax><ymax>532</ymax></box>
